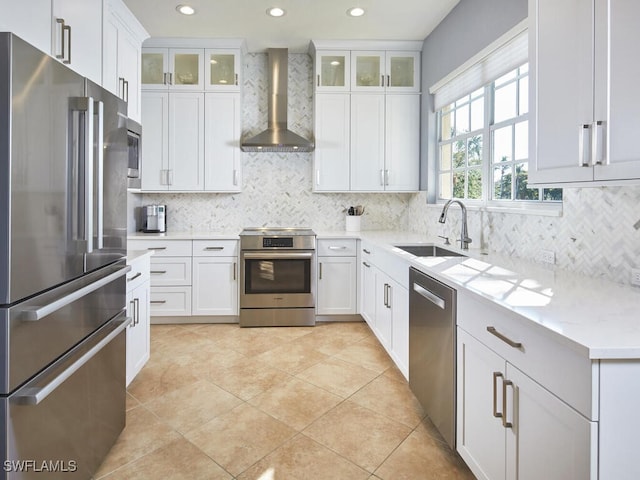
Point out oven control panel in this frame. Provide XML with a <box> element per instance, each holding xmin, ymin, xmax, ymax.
<box><xmin>263</xmin><ymin>237</ymin><xmax>294</xmax><ymax>248</ymax></box>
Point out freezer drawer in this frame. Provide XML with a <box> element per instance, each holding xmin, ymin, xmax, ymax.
<box><xmin>0</xmin><ymin>261</ymin><xmax>129</xmax><ymax>394</ymax></box>
<box><xmin>1</xmin><ymin>313</ymin><xmax>130</xmax><ymax>479</ymax></box>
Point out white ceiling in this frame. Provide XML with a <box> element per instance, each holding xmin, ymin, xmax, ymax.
<box><xmin>123</xmin><ymin>0</ymin><xmax>460</xmax><ymax>53</ymax></box>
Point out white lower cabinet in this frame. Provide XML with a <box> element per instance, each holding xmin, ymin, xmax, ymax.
<box><xmin>457</xmin><ymin>329</ymin><xmax>596</xmax><ymax>480</ymax></box>
<box><xmin>317</xmin><ymin>239</ymin><xmax>357</xmax><ymax>316</ymax></box>
<box><xmin>456</xmin><ymin>287</ymin><xmax>598</xmax><ymax>480</ymax></box>
<box><xmin>358</xmin><ymin>240</ymin><xmax>409</xmax><ymax>379</ymax></box>
<box><xmin>128</xmin><ymin>237</ymin><xmax>239</xmax><ymax>320</ymax></box>
<box><xmin>126</xmin><ymin>253</ymin><xmax>151</xmax><ymax>386</ymax></box>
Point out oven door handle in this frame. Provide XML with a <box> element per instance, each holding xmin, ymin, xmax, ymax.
<box><xmin>242</xmin><ymin>251</ymin><xmax>315</xmax><ymax>260</ymax></box>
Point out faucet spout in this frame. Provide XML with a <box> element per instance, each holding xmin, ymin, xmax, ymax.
<box><xmin>438</xmin><ymin>199</ymin><xmax>472</xmax><ymax>250</ymax></box>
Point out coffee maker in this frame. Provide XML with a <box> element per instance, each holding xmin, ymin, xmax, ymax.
<box><xmin>141</xmin><ymin>205</ymin><xmax>167</xmax><ymax>233</ymax></box>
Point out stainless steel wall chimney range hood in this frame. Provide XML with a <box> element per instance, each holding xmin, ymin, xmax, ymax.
<box><xmin>241</xmin><ymin>48</ymin><xmax>315</xmax><ymax>152</ymax></box>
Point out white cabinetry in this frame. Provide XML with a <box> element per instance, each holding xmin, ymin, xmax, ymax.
<box><xmin>350</xmin><ymin>93</ymin><xmax>419</xmax><ymax>191</ymax></box>
<box><xmin>128</xmin><ymin>239</ymin><xmax>193</xmax><ymax>317</ymax></box>
<box><xmin>313</xmin><ymin>94</ymin><xmax>350</xmax><ymax>191</ymax></box>
<box><xmin>128</xmin><ymin>237</ymin><xmax>239</xmax><ymax>322</ymax></box>
<box><xmin>141</xmin><ymin>39</ymin><xmax>245</xmax><ymax>193</ymax></box>
<box><xmin>0</xmin><ymin>0</ymin><xmax>52</xmax><ymax>54</ymax></box>
<box><xmin>310</xmin><ymin>40</ymin><xmax>421</xmax><ymax>193</ymax></box>
<box><xmin>126</xmin><ymin>253</ymin><xmax>151</xmax><ymax>386</ymax></box>
<box><xmin>192</xmin><ymin>240</ymin><xmax>238</xmax><ymax>317</ymax></box>
<box><xmin>141</xmin><ymin>91</ymin><xmax>205</xmax><ymax>191</ymax></box>
<box><xmin>359</xmin><ymin>240</ymin><xmax>409</xmax><ymax>378</ymax></box>
<box><xmin>456</xmin><ymin>290</ymin><xmax>597</xmax><ymax>480</ymax></box>
<box><xmin>316</xmin><ymin>239</ymin><xmax>358</xmax><ymax>316</ymax></box>
<box><xmin>204</xmin><ymin>93</ymin><xmax>242</xmax><ymax>192</ymax></box>
<box><xmin>141</xmin><ymin>47</ymin><xmax>205</xmax><ymax>90</ymax></box>
<box><xmin>102</xmin><ymin>0</ymin><xmax>148</xmax><ymax>123</ymax></box>
<box><xmin>530</xmin><ymin>0</ymin><xmax>640</xmax><ymax>184</ymax></box>
<box><xmin>51</xmin><ymin>0</ymin><xmax>103</xmax><ymax>84</ymax></box>
<box><xmin>351</xmin><ymin>50</ymin><xmax>420</xmax><ymax>93</ymax></box>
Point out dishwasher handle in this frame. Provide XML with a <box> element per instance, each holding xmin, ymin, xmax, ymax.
<box><xmin>413</xmin><ymin>283</ymin><xmax>446</xmax><ymax>310</ymax></box>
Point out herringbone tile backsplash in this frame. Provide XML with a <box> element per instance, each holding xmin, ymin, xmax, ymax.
<box><xmin>139</xmin><ymin>52</ymin><xmax>640</xmax><ymax>287</ymax></box>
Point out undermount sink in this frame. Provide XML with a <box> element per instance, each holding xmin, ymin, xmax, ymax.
<box><xmin>394</xmin><ymin>244</ymin><xmax>467</xmax><ymax>257</ymax></box>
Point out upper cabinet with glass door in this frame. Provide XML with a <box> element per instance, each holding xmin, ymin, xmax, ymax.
<box><xmin>141</xmin><ymin>47</ymin><xmax>204</xmax><ymax>90</ymax></box>
<box><xmin>314</xmin><ymin>50</ymin><xmax>350</xmax><ymax>92</ymax></box>
<box><xmin>205</xmin><ymin>49</ymin><xmax>241</xmax><ymax>91</ymax></box>
<box><xmin>351</xmin><ymin>51</ymin><xmax>420</xmax><ymax>93</ymax></box>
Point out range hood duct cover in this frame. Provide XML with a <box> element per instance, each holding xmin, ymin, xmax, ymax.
<box><xmin>241</xmin><ymin>48</ymin><xmax>315</xmax><ymax>152</ymax></box>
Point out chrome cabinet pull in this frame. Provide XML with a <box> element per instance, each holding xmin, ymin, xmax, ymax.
<box><xmin>233</xmin><ymin>169</ymin><xmax>239</xmax><ymax>186</ymax></box>
<box><xmin>123</xmin><ymin>79</ymin><xmax>129</xmax><ymax>103</ymax></box>
<box><xmin>492</xmin><ymin>372</ymin><xmax>503</xmax><ymax>419</ymax></box>
<box><xmin>362</xmin><ymin>249</ymin><xmax>371</xmax><ymax>254</ymax></box>
<box><xmin>235</xmin><ymin>73</ymin><xmax>238</xmax><ymax>86</ymax></box>
<box><xmin>316</xmin><ymin>170</ymin><xmax>320</xmax><ymax>186</ymax></box>
<box><xmin>55</xmin><ymin>18</ymin><xmax>71</xmax><ymax>64</ymax></box>
<box><xmin>133</xmin><ymin>298</ymin><xmax>140</xmax><ymax>326</ymax></box>
<box><xmin>147</xmin><ymin>247</ymin><xmax>166</xmax><ymax>250</ymax></box>
<box><xmin>486</xmin><ymin>326</ymin><xmax>522</xmax><ymax>349</ymax></box>
<box><xmin>362</xmin><ymin>261</ymin><xmax>371</xmax><ymax>268</ymax></box>
<box><xmin>502</xmin><ymin>379</ymin><xmax>514</xmax><ymax>429</ymax></box>
<box><xmin>592</xmin><ymin>120</ymin><xmax>606</xmax><ymax>166</ymax></box>
<box><xmin>319</xmin><ymin>262</ymin><xmax>323</xmax><ymax>280</ymax></box>
<box><xmin>380</xmin><ymin>169</ymin><xmax>385</xmax><ymax>186</ymax></box>
<box><xmin>150</xmin><ymin>300</ymin><xmax>166</xmax><ymax>304</ymax></box>
<box><xmin>386</xmin><ymin>75</ymin><xmax>390</xmax><ymax>87</ymax></box>
<box><xmin>150</xmin><ymin>270</ymin><xmax>167</xmax><ymax>274</ymax></box>
<box><xmin>381</xmin><ymin>74</ymin><xmax>384</xmax><ymax>87</ymax></box>
<box><xmin>384</xmin><ymin>169</ymin><xmax>389</xmax><ymax>186</ymax></box>
<box><xmin>205</xmin><ymin>246</ymin><xmax>224</xmax><ymax>251</ymax></box>
<box><xmin>127</xmin><ymin>272</ymin><xmax>142</xmax><ymax>282</ymax></box>
<box><xmin>579</xmin><ymin>124</ymin><xmax>591</xmax><ymax>167</ymax></box>
<box><xmin>328</xmin><ymin>246</ymin><xmax>347</xmax><ymax>250</ymax></box>
<box><xmin>386</xmin><ymin>284</ymin><xmax>392</xmax><ymax>309</ymax></box>
<box><xmin>233</xmin><ymin>262</ymin><xmax>237</xmax><ymax>281</ymax></box>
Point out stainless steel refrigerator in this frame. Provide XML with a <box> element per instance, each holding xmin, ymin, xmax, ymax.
<box><xmin>0</xmin><ymin>33</ymin><xmax>130</xmax><ymax>479</ymax></box>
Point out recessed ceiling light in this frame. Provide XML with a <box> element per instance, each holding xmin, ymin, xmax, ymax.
<box><xmin>347</xmin><ymin>7</ymin><xmax>365</xmax><ymax>17</ymax></box>
<box><xmin>330</xmin><ymin>60</ymin><xmax>341</xmax><ymax>66</ymax></box>
<box><xmin>176</xmin><ymin>4</ymin><xmax>196</xmax><ymax>15</ymax></box>
<box><xmin>267</xmin><ymin>7</ymin><xmax>286</xmax><ymax>17</ymax></box>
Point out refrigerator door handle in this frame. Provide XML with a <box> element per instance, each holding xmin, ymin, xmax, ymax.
<box><xmin>19</xmin><ymin>266</ymin><xmax>131</xmax><ymax>322</ymax></box>
<box><xmin>14</xmin><ymin>314</ymin><xmax>132</xmax><ymax>406</ymax></box>
<box><xmin>94</xmin><ymin>100</ymin><xmax>104</xmax><ymax>250</ymax></box>
<box><xmin>71</xmin><ymin>97</ymin><xmax>95</xmax><ymax>254</ymax></box>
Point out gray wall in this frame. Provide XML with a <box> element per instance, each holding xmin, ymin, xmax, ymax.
<box><xmin>420</xmin><ymin>0</ymin><xmax>528</xmax><ymax>198</ymax></box>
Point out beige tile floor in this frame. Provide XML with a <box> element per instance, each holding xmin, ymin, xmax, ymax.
<box><xmin>95</xmin><ymin>321</ymin><xmax>475</xmax><ymax>480</ymax></box>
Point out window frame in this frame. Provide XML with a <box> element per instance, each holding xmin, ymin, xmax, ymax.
<box><xmin>435</xmin><ymin>62</ymin><xmax>562</xmax><ymax>210</ymax></box>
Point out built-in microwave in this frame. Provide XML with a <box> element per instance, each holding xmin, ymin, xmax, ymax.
<box><xmin>127</xmin><ymin>119</ymin><xmax>142</xmax><ymax>189</ymax></box>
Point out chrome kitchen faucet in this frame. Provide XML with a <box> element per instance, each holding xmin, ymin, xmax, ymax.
<box><xmin>438</xmin><ymin>199</ymin><xmax>472</xmax><ymax>250</ymax></box>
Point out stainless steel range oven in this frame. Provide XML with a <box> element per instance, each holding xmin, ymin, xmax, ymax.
<box><xmin>239</xmin><ymin>228</ymin><xmax>316</xmax><ymax>327</ymax></box>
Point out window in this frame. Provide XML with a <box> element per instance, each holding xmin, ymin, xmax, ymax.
<box><xmin>437</xmin><ymin>63</ymin><xmax>562</xmax><ymax>205</ymax></box>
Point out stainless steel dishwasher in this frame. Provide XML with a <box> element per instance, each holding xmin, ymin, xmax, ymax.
<box><xmin>409</xmin><ymin>267</ymin><xmax>456</xmax><ymax>449</ymax></box>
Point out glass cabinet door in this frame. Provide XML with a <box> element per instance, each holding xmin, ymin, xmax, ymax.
<box><xmin>351</xmin><ymin>51</ymin><xmax>384</xmax><ymax>91</ymax></box>
<box><xmin>141</xmin><ymin>48</ymin><xmax>169</xmax><ymax>89</ymax></box>
<box><xmin>141</xmin><ymin>48</ymin><xmax>204</xmax><ymax>90</ymax></box>
<box><xmin>315</xmin><ymin>51</ymin><xmax>350</xmax><ymax>91</ymax></box>
<box><xmin>386</xmin><ymin>51</ymin><xmax>420</xmax><ymax>92</ymax></box>
<box><xmin>170</xmin><ymin>49</ymin><xmax>204</xmax><ymax>89</ymax></box>
<box><xmin>205</xmin><ymin>49</ymin><xmax>240</xmax><ymax>91</ymax></box>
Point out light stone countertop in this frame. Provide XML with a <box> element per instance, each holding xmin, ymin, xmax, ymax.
<box><xmin>127</xmin><ymin>229</ymin><xmax>640</xmax><ymax>359</ymax></box>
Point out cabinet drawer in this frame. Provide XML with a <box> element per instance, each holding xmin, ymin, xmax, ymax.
<box><xmin>192</xmin><ymin>239</ymin><xmax>238</xmax><ymax>257</ymax></box>
<box><xmin>318</xmin><ymin>238</ymin><xmax>357</xmax><ymax>256</ymax></box>
<box><xmin>150</xmin><ymin>287</ymin><xmax>192</xmax><ymax>316</ymax></box>
<box><xmin>457</xmin><ymin>291</ymin><xmax>596</xmax><ymax>419</ymax></box>
<box><xmin>126</xmin><ymin>255</ymin><xmax>151</xmax><ymax>292</ymax></box>
<box><xmin>149</xmin><ymin>258</ymin><xmax>192</xmax><ymax>286</ymax></box>
<box><xmin>128</xmin><ymin>239</ymin><xmax>192</xmax><ymax>257</ymax></box>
